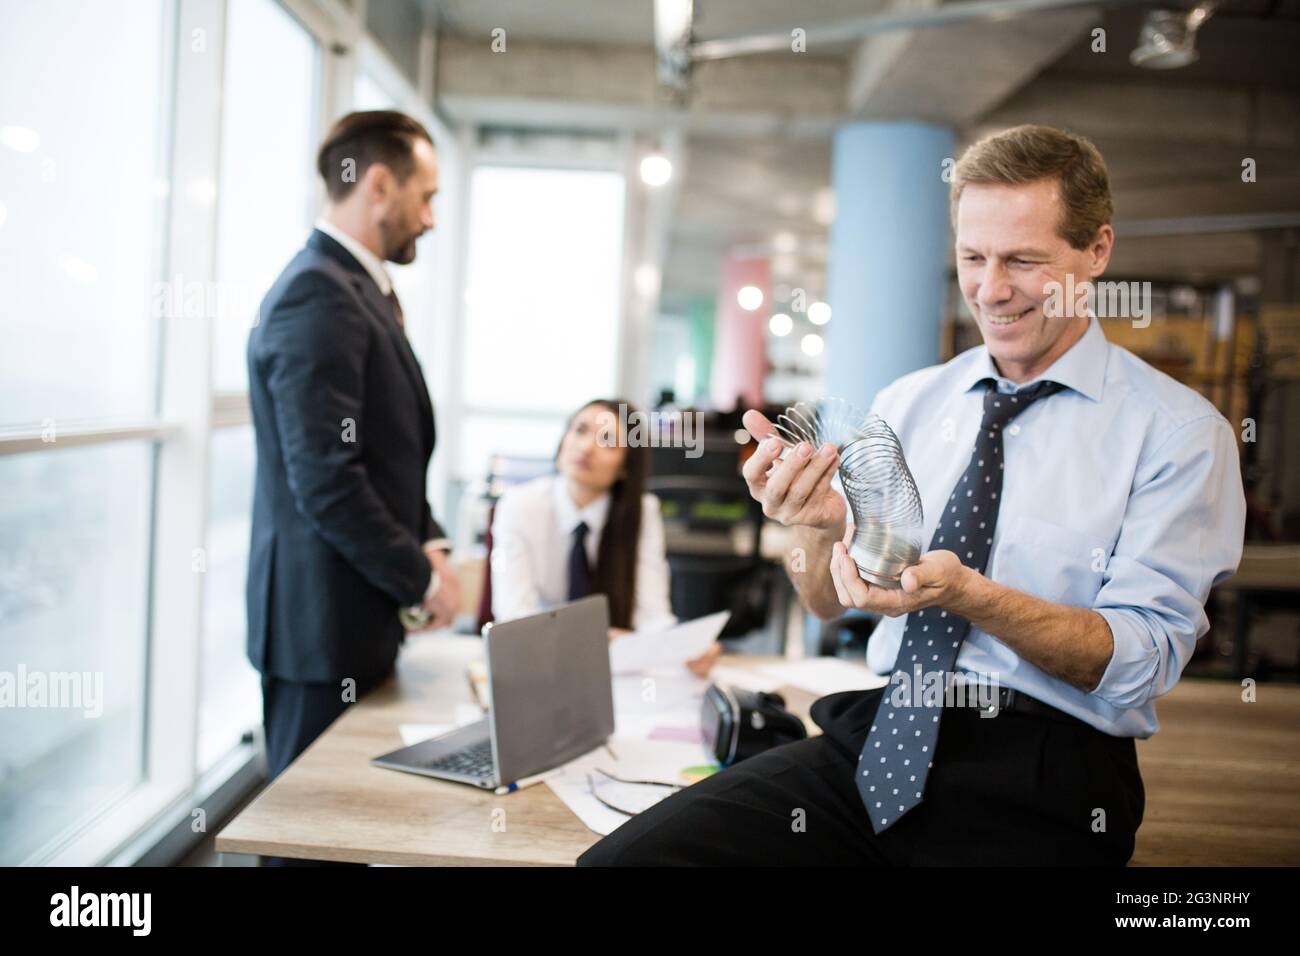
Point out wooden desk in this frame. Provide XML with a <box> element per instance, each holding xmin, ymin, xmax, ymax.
<box><xmin>216</xmin><ymin>636</ymin><xmax>1300</xmax><ymax>866</ymax></box>
<box><xmin>216</xmin><ymin>637</ymin><xmax>816</xmax><ymax>866</ymax></box>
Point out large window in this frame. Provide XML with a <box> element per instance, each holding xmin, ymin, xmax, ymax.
<box><xmin>354</xmin><ymin>72</ymin><xmax>392</xmax><ymax>112</ymax></box>
<box><xmin>0</xmin><ymin>444</ymin><xmax>155</xmax><ymax>865</ymax></box>
<box><xmin>210</xmin><ymin>0</ymin><xmax>320</xmax><ymax>393</ymax></box>
<box><xmin>0</xmin><ymin>0</ymin><xmax>168</xmax><ymax>865</ymax></box>
<box><xmin>458</xmin><ymin>165</ymin><xmax>625</xmax><ymax>480</ymax></box>
<box><xmin>198</xmin><ymin>426</ymin><xmax>260</xmax><ymax>773</ymax></box>
<box><xmin>0</xmin><ymin>0</ymin><xmax>168</xmax><ymax>425</ymax></box>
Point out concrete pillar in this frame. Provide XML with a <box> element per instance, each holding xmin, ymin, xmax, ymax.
<box><xmin>824</xmin><ymin>121</ymin><xmax>956</xmax><ymax>411</ymax></box>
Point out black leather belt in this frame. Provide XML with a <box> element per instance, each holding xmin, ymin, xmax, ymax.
<box><xmin>981</xmin><ymin>685</ymin><xmax>1079</xmax><ymax>725</ymax></box>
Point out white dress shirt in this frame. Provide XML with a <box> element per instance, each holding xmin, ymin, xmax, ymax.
<box><xmin>314</xmin><ymin>218</ymin><xmax>392</xmax><ymax>295</ymax></box>
<box><xmin>490</xmin><ymin>475</ymin><xmax>677</xmax><ymax>632</ymax></box>
<box><xmin>858</xmin><ymin>315</ymin><xmax>1245</xmax><ymax>738</ymax></box>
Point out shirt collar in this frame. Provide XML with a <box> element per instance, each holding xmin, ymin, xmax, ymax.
<box><xmin>553</xmin><ymin>477</ymin><xmax>611</xmax><ymax>538</ymax></box>
<box><xmin>314</xmin><ymin>218</ymin><xmax>392</xmax><ymax>296</ymax></box>
<box><xmin>958</xmin><ymin>314</ymin><xmax>1107</xmax><ymax>402</ymax></box>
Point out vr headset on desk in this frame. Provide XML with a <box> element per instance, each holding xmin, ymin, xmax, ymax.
<box><xmin>701</xmin><ymin>683</ymin><xmax>807</xmax><ymax>766</ymax></box>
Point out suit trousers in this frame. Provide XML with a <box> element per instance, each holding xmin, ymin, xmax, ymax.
<box><xmin>577</xmin><ymin>686</ymin><xmax>1144</xmax><ymax>866</ymax></box>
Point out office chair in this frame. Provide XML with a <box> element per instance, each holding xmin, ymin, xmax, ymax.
<box><xmin>648</xmin><ymin>474</ymin><xmax>773</xmax><ymax>640</ymax></box>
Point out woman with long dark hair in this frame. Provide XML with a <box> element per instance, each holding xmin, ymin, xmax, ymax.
<box><xmin>490</xmin><ymin>399</ymin><xmax>719</xmax><ymax>676</ymax></box>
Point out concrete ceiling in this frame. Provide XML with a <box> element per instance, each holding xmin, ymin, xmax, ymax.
<box><xmin>1048</xmin><ymin>3</ymin><xmax>1300</xmax><ymax>88</ymax></box>
<box><xmin>428</xmin><ymin>0</ymin><xmax>1300</xmax><ymax>311</ymax></box>
<box><xmin>426</xmin><ymin>0</ymin><xmax>889</xmax><ymax>47</ymax></box>
<box><xmin>665</xmin><ymin>136</ymin><xmax>833</xmax><ymax>302</ymax></box>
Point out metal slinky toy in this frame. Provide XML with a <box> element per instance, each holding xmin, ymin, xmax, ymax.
<box><xmin>773</xmin><ymin>398</ymin><xmax>924</xmax><ymax>588</ymax></box>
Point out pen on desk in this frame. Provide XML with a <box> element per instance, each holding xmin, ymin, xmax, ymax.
<box><xmin>494</xmin><ymin>771</ymin><xmax>557</xmax><ymax>795</ymax></box>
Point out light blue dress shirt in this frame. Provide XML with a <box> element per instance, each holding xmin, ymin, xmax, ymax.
<box><xmin>861</xmin><ymin>316</ymin><xmax>1245</xmax><ymax>738</ymax></box>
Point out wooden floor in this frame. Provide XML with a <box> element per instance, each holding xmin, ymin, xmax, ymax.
<box><xmin>1130</xmin><ymin>678</ymin><xmax>1300</xmax><ymax>866</ymax></box>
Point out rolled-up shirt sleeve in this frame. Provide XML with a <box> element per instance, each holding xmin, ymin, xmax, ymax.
<box><xmin>1090</xmin><ymin>414</ymin><xmax>1245</xmax><ymax>709</ymax></box>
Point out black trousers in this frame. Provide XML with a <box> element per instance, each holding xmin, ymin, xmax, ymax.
<box><xmin>577</xmin><ymin>686</ymin><xmax>1145</xmax><ymax>866</ymax></box>
<box><xmin>259</xmin><ymin>670</ymin><xmax>389</xmax><ymax>866</ymax></box>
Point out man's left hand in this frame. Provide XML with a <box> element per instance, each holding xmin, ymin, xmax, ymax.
<box><xmin>828</xmin><ymin>542</ymin><xmax>971</xmax><ymax>617</ymax></box>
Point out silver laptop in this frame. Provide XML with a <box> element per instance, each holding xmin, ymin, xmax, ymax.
<box><xmin>370</xmin><ymin>595</ymin><xmax>615</xmax><ymax>789</ymax></box>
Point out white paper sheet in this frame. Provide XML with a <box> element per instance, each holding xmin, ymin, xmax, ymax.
<box><xmin>608</xmin><ymin>610</ymin><xmax>729</xmax><ymax>675</ymax></box>
<box><xmin>545</xmin><ymin>736</ymin><xmax>717</xmax><ymax>836</ymax></box>
<box><xmin>754</xmin><ymin>658</ymin><xmax>889</xmax><ymax>696</ymax></box>
<box><xmin>707</xmin><ymin>664</ymin><xmax>782</xmax><ymax>693</ymax></box>
<box><xmin>611</xmin><ymin>671</ymin><xmax>708</xmax><ymax>738</ymax></box>
<box><xmin>398</xmin><ymin>703</ymin><xmax>485</xmax><ymax>746</ymax></box>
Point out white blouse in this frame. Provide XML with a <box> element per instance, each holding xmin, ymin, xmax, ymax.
<box><xmin>490</xmin><ymin>475</ymin><xmax>677</xmax><ymax>633</ymax></box>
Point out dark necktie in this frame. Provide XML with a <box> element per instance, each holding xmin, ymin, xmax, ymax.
<box><xmin>857</xmin><ymin>377</ymin><xmax>1065</xmax><ymax>834</ymax></box>
<box><xmin>386</xmin><ymin>289</ymin><xmax>405</xmax><ymax>331</ymax></box>
<box><xmin>568</xmin><ymin>521</ymin><xmax>595</xmax><ymax>602</ymax></box>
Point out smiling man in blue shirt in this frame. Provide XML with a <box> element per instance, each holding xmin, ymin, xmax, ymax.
<box><xmin>578</xmin><ymin>125</ymin><xmax>1246</xmax><ymax>866</ymax></box>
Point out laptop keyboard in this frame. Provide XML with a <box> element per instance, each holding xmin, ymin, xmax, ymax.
<box><xmin>417</xmin><ymin>738</ymin><xmax>495</xmax><ymax>778</ymax></box>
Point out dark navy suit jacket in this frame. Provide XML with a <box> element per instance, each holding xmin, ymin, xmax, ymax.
<box><xmin>245</xmin><ymin>229</ymin><xmax>444</xmax><ymax>683</ymax></box>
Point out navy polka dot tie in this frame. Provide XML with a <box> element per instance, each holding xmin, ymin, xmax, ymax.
<box><xmin>857</xmin><ymin>377</ymin><xmax>1065</xmax><ymax>834</ymax></box>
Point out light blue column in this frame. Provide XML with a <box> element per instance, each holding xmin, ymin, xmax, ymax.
<box><xmin>825</xmin><ymin>122</ymin><xmax>956</xmax><ymax>410</ymax></box>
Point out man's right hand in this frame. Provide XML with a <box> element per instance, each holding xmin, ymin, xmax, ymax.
<box><xmin>741</xmin><ymin>409</ymin><xmax>845</xmax><ymax>536</ymax></box>
<box><xmin>411</xmin><ymin>548</ymin><xmax>462</xmax><ymax>632</ymax></box>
